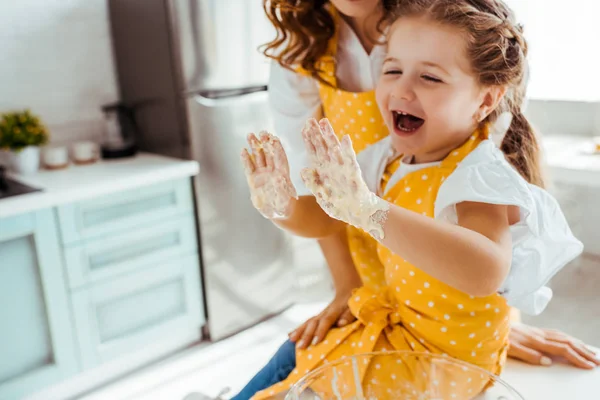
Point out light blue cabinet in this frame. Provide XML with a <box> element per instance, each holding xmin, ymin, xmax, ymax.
<box><xmin>0</xmin><ymin>177</ymin><xmax>205</xmax><ymax>399</ymax></box>
<box><xmin>63</xmin><ymin>213</ymin><xmax>198</xmax><ymax>289</ymax></box>
<box><xmin>57</xmin><ymin>179</ymin><xmax>193</xmax><ymax>245</ymax></box>
<box><xmin>70</xmin><ymin>254</ymin><xmax>204</xmax><ymax>369</ymax></box>
<box><xmin>0</xmin><ymin>210</ymin><xmax>78</xmax><ymax>400</ymax></box>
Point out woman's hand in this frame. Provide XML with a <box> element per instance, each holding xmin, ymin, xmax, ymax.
<box><xmin>241</xmin><ymin>132</ymin><xmax>297</xmax><ymax>219</ymax></box>
<box><xmin>289</xmin><ymin>291</ymin><xmax>357</xmax><ymax>349</ymax></box>
<box><xmin>508</xmin><ymin>322</ymin><xmax>600</xmax><ymax>369</ymax></box>
<box><xmin>300</xmin><ymin>118</ymin><xmax>388</xmax><ymax>239</ymax></box>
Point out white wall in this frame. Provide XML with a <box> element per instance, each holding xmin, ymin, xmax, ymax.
<box><xmin>0</xmin><ymin>0</ymin><xmax>118</xmax><ymax>145</ymax></box>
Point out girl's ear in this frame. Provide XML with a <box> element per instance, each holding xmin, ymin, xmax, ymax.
<box><xmin>476</xmin><ymin>86</ymin><xmax>508</xmax><ymax>122</ymax></box>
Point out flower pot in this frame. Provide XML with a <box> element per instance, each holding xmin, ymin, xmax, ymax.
<box><xmin>7</xmin><ymin>146</ymin><xmax>40</xmax><ymax>175</ymax></box>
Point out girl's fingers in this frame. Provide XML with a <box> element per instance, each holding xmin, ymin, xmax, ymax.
<box><xmin>248</xmin><ymin>133</ymin><xmax>266</xmax><ymax>168</ymax></box>
<box><xmin>305</xmin><ymin>118</ymin><xmax>329</xmax><ymax>163</ymax></box>
<box><xmin>319</xmin><ymin>118</ymin><xmax>343</xmax><ymax>164</ymax></box>
<box><xmin>340</xmin><ymin>134</ymin><xmax>357</xmax><ymax>163</ymax></box>
<box><xmin>271</xmin><ymin>135</ymin><xmax>290</xmax><ymax>174</ymax></box>
<box><xmin>259</xmin><ymin>132</ymin><xmax>275</xmax><ymax>169</ymax></box>
<box><xmin>302</xmin><ymin>122</ymin><xmax>318</xmax><ymax>164</ymax></box>
<box><xmin>240</xmin><ymin>148</ymin><xmax>255</xmax><ymax>176</ymax></box>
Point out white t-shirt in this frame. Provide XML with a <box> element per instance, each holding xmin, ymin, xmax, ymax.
<box><xmin>357</xmin><ymin>137</ymin><xmax>584</xmax><ymax>315</ymax></box>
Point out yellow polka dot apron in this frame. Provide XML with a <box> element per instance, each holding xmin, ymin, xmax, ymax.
<box><xmin>311</xmin><ymin>10</ymin><xmax>387</xmax><ymax>154</ymax></box>
<box><xmin>252</xmin><ymin>127</ymin><xmax>511</xmax><ymax>400</ymax></box>
<box><xmin>295</xmin><ymin>7</ymin><xmax>390</xmax><ymax>291</ymax></box>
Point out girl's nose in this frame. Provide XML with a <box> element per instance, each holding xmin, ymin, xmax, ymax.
<box><xmin>391</xmin><ymin>78</ymin><xmax>416</xmax><ymax>102</ymax></box>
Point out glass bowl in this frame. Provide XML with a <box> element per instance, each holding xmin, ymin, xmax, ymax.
<box><xmin>285</xmin><ymin>351</ymin><xmax>523</xmax><ymax>400</ymax></box>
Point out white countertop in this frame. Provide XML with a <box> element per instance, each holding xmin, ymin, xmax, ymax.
<box><xmin>543</xmin><ymin>135</ymin><xmax>600</xmax><ymax>187</ymax></box>
<box><xmin>0</xmin><ymin>153</ymin><xmax>199</xmax><ymax>219</ymax></box>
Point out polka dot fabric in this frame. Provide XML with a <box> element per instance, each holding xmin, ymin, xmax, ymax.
<box><xmin>295</xmin><ymin>6</ymin><xmax>390</xmax><ymax>290</ymax></box>
<box><xmin>252</xmin><ymin>126</ymin><xmax>511</xmax><ymax>400</ymax></box>
<box><xmin>319</xmin><ymin>87</ymin><xmax>387</xmax><ymax>154</ymax></box>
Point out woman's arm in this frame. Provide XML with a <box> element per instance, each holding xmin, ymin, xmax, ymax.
<box><xmin>290</xmin><ymin>227</ymin><xmax>363</xmax><ymax>349</ymax></box>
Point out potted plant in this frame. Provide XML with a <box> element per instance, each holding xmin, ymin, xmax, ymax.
<box><xmin>0</xmin><ymin>110</ymin><xmax>49</xmax><ymax>174</ymax></box>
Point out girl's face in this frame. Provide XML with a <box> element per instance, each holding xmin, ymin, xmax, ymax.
<box><xmin>375</xmin><ymin>17</ymin><xmax>502</xmax><ymax>162</ymax></box>
<box><xmin>330</xmin><ymin>0</ymin><xmax>380</xmax><ymax>19</ymax></box>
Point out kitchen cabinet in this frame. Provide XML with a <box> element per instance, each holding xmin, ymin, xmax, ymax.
<box><xmin>0</xmin><ymin>210</ymin><xmax>78</xmax><ymax>399</ymax></box>
<box><xmin>71</xmin><ymin>254</ymin><xmax>203</xmax><ymax>369</ymax></box>
<box><xmin>0</xmin><ymin>163</ymin><xmax>204</xmax><ymax>400</ymax></box>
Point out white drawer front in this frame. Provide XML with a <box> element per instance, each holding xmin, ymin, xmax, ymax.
<box><xmin>64</xmin><ymin>213</ymin><xmax>198</xmax><ymax>289</ymax></box>
<box><xmin>70</xmin><ymin>254</ymin><xmax>204</xmax><ymax>370</ymax></box>
<box><xmin>57</xmin><ymin>179</ymin><xmax>193</xmax><ymax>245</ymax></box>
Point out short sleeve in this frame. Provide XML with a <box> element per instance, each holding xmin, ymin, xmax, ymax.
<box><xmin>268</xmin><ymin>61</ymin><xmax>322</xmax><ymax>196</ymax></box>
<box><xmin>435</xmin><ymin>140</ymin><xmax>584</xmax><ymax>315</ymax></box>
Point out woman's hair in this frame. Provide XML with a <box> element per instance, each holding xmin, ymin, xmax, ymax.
<box><xmin>382</xmin><ymin>0</ymin><xmax>544</xmax><ymax>187</ymax></box>
<box><xmin>262</xmin><ymin>0</ymin><xmax>335</xmax><ymax>84</ymax></box>
<box><xmin>262</xmin><ymin>0</ymin><xmax>395</xmax><ymax>85</ymax></box>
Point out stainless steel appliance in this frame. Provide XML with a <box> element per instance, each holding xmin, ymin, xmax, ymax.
<box><xmin>108</xmin><ymin>0</ymin><xmax>295</xmax><ymax>340</ymax></box>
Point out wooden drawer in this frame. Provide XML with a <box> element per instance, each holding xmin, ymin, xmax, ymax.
<box><xmin>57</xmin><ymin>179</ymin><xmax>193</xmax><ymax>245</ymax></box>
<box><xmin>70</xmin><ymin>254</ymin><xmax>204</xmax><ymax>370</ymax></box>
<box><xmin>63</xmin><ymin>213</ymin><xmax>198</xmax><ymax>290</ymax></box>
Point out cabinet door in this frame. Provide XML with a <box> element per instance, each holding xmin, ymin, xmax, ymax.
<box><xmin>57</xmin><ymin>179</ymin><xmax>193</xmax><ymax>245</ymax></box>
<box><xmin>70</xmin><ymin>254</ymin><xmax>204</xmax><ymax>369</ymax></box>
<box><xmin>63</xmin><ymin>213</ymin><xmax>198</xmax><ymax>289</ymax></box>
<box><xmin>0</xmin><ymin>210</ymin><xmax>78</xmax><ymax>400</ymax></box>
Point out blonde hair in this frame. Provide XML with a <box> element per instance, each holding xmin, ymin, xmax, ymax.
<box><xmin>385</xmin><ymin>0</ymin><xmax>544</xmax><ymax>187</ymax></box>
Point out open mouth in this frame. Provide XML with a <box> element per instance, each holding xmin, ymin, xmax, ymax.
<box><xmin>392</xmin><ymin>110</ymin><xmax>425</xmax><ymax>134</ymax></box>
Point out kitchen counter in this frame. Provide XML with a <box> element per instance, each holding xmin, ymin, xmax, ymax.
<box><xmin>543</xmin><ymin>135</ymin><xmax>600</xmax><ymax>186</ymax></box>
<box><xmin>0</xmin><ymin>153</ymin><xmax>199</xmax><ymax>219</ymax></box>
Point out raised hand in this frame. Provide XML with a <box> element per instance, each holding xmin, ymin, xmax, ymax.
<box><xmin>300</xmin><ymin>118</ymin><xmax>389</xmax><ymax>239</ymax></box>
<box><xmin>241</xmin><ymin>132</ymin><xmax>297</xmax><ymax>219</ymax></box>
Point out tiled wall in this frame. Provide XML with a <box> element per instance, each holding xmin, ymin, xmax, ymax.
<box><xmin>0</xmin><ymin>0</ymin><xmax>118</xmax><ymax>145</ymax></box>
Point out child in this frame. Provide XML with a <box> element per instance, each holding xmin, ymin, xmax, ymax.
<box><xmin>240</xmin><ymin>0</ymin><xmax>584</xmax><ymax>398</ymax></box>
<box><xmin>265</xmin><ymin>1</ymin><xmax>598</xmax><ymax>372</ymax></box>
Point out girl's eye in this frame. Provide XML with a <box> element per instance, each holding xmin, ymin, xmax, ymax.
<box><xmin>422</xmin><ymin>75</ymin><xmax>442</xmax><ymax>83</ymax></box>
<box><xmin>384</xmin><ymin>69</ymin><xmax>402</xmax><ymax>75</ymax></box>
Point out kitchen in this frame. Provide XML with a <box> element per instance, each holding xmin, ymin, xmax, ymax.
<box><xmin>0</xmin><ymin>1</ymin><xmax>599</xmax><ymax>399</ymax></box>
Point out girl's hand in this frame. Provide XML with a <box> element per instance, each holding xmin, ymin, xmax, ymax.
<box><xmin>241</xmin><ymin>132</ymin><xmax>297</xmax><ymax>219</ymax></box>
<box><xmin>300</xmin><ymin>118</ymin><xmax>388</xmax><ymax>239</ymax></box>
<box><xmin>508</xmin><ymin>322</ymin><xmax>600</xmax><ymax>369</ymax></box>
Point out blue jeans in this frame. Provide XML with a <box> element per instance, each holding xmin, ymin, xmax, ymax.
<box><xmin>231</xmin><ymin>340</ymin><xmax>297</xmax><ymax>400</ymax></box>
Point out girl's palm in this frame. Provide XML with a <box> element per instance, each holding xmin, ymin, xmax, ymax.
<box><xmin>241</xmin><ymin>132</ymin><xmax>297</xmax><ymax>219</ymax></box>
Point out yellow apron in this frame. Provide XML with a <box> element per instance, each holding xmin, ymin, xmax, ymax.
<box><xmin>303</xmin><ymin>6</ymin><xmax>522</xmax><ymax>326</ymax></box>
<box><xmin>253</xmin><ymin>126</ymin><xmax>511</xmax><ymax>400</ymax></box>
<box><xmin>296</xmin><ymin>7</ymin><xmax>390</xmax><ymax>291</ymax></box>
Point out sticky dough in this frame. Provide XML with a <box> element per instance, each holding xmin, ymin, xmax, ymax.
<box><xmin>301</xmin><ymin>141</ymin><xmax>389</xmax><ymax>240</ymax></box>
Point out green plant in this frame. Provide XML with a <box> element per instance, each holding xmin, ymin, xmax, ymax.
<box><xmin>0</xmin><ymin>110</ymin><xmax>49</xmax><ymax>152</ymax></box>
